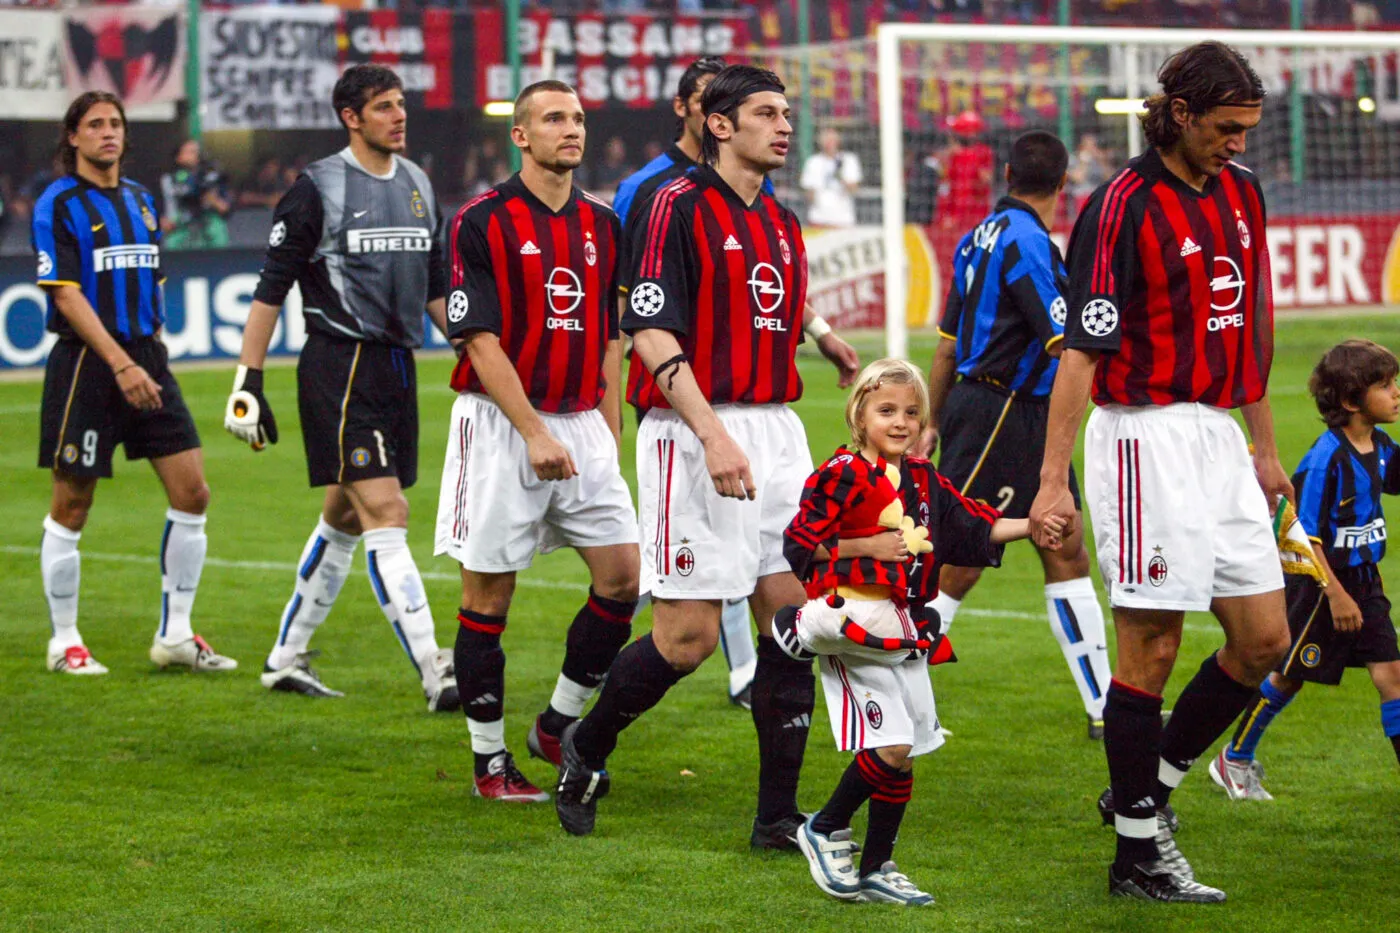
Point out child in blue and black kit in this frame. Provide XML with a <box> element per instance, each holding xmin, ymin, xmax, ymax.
<box><xmin>1210</xmin><ymin>339</ymin><xmax>1400</xmax><ymax>799</ymax></box>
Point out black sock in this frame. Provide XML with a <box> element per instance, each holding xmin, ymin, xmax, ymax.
<box><xmin>572</xmin><ymin>633</ymin><xmax>683</xmax><ymax>768</ymax></box>
<box><xmin>456</xmin><ymin>607</ymin><xmax>506</xmax><ymax>724</ymax></box>
<box><xmin>1391</xmin><ymin>735</ymin><xmax>1400</xmax><ymax>766</ymax></box>
<box><xmin>1156</xmin><ymin>652</ymin><xmax>1256</xmax><ymax>807</ymax></box>
<box><xmin>542</xmin><ymin>589</ymin><xmax>637</xmax><ymax>735</ymax></box>
<box><xmin>752</xmin><ymin>635</ymin><xmax>815</xmax><ymax>825</ymax></box>
<box><xmin>473</xmin><ymin>751</ymin><xmax>502</xmax><ymax>777</ymax></box>
<box><xmin>1104</xmin><ymin>678</ymin><xmax>1164</xmax><ymax>873</ymax></box>
<box><xmin>860</xmin><ymin>760</ymin><xmax>913</xmax><ymax>877</ymax></box>
<box><xmin>811</xmin><ymin>749</ymin><xmax>884</xmax><ymax>835</ymax></box>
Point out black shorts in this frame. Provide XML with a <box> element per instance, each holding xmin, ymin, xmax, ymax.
<box><xmin>1279</xmin><ymin>564</ymin><xmax>1399</xmax><ymax>685</ymax></box>
<box><xmin>936</xmin><ymin>377</ymin><xmax>1079</xmax><ymax>520</ymax></box>
<box><xmin>38</xmin><ymin>336</ymin><xmax>200</xmax><ymax>478</ymax></box>
<box><xmin>298</xmin><ymin>333</ymin><xmax>418</xmax><ymax>489</ymax></box>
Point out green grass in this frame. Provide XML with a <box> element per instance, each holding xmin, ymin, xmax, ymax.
<box><xmin>3</xmin><ymin>318</ymin><xmax>1400</xmax><ymax>931</ymax></box>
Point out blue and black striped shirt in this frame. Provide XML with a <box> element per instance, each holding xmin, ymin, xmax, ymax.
<box><xmin>32</xmin><ymin>174</ymin><xmax>164</xmax><ymax>342</ymax></box>
<box><xmin>1294</xmin><ymin>427</ymin><xmax>1400</xmax><ymax>568</ymax></box>
<box><xmin>940</xmin><ymin>196</ymin><xmax>1067</xmax><ymax>396</ymax></box>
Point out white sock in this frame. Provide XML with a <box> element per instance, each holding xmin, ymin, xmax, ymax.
<box><xmin>41</xmin><ymin>516</ymin><xmax>82</xmax><ymax>650</ymax></box>
<box><xmin>720</xmin><ymin>597</ymin><xmax>756</xmax><ymax>694</ymax></box>
<box><xmin>930</xmin><ymin>592</ymin><xmax>962</xmax><ymax>633</ymax></box>
<box><xmin>158</xmin><ymin>508</ymin><xmax>207</xmax><ymax>645</ymax></box>
<box><xmin>1045</xmin><ymin>577</ymin><xmax>1112</xmax><ymax>719</ymax></box>
<box><xmin>549</xmin><ymin>674</ymin><xmax>595</xmax><ymax>719</ymax></box>
<box><xmin>269</xmin><ymin>519</ymin><xmax>359</xmax><ymax>669</ymax></box>
<box><xmin>468</xmin><ymin>717</ymin><xmax>506</xmax><ymax>756</ymax></box>
<box><xmin>363</xmin><ymin>526</ymin><xmax>439</xmax><ymax>676</ymax></box>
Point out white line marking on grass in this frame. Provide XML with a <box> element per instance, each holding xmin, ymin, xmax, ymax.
<box><xmin>0</xmin><ymin>545</ymin><xmax>589</xmax><ymax>592</ymax></box>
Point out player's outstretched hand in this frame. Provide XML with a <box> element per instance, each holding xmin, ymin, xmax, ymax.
<box><xmin>1254</xmin><ymin>453</ymin><xmax>1295</xmax><ymax>515</ymax></box>
<box><xmin>910</xmin><ymin>426</ymin><xmax>938</xmax><ymax>460</ymax></box>
<box><xmin>816</xmin><ymin>332</ymin><xmax>860</xmax><ymax>388</ymax></box>
<box><xmin>224</xmin><ymin>365</ymin><xmax>278</xmax><ymax>451</ymax></box>
<box><xmin>116</xmin><ymin>363</ymin><xmax>162</xmax><ymax>412</ymax></box>
<box><xmin>527</xmin><ymin>431</ymin><xmax>578</xmax><ymax>482</ymax></box>
<box><xmin>704</xmin><ymin>431</ymin><xmax>755</xmax><ymax>500</ymax></box>
<box><xmin>1029</xmin><ymin>481</ymin><xmax>1075</xmax><ymax>550</ymax></box>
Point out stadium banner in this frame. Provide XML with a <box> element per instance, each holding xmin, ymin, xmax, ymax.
<box><xmin>473</xmin><ymin>9</ymin><xmax>754</xmax><ymax>110</ymax></box>
<box><xmin>63</xmin><ymin>8</ymin><xmax>185</xmax><ymax>108</ymax></box>
<box><xmin>805</xmin><ymin>224</ymin><xmax>942</xmax><ymax>332</ymax></box>
<box><xmin>0</xmin><ymin>250</ymin><xmax>450</xmax><ymax>371</ymax></box>
<box><xmin>0</xmin><ymin>12</ymin><xmax>77</xmax><ymax>120</ymax></box>
<box><xmin>202</xmin><ymin>6</ymin><xmax>341</xmax><ymax>130</ymax></box>
<box><xmin>339</xmin><ymin>9</ymin><xmax>468</xmax><ymax>112</ymax></box>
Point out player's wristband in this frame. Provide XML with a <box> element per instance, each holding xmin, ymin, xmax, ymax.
<box><xmin>804</xmin><ymin>316</ymin><xmax>833</xmax><ymax>340</ymax></box>
<box><xmin>651</xmin><ymin>352</ymin><xmax>689</xmax><ymax>390</ymax></box>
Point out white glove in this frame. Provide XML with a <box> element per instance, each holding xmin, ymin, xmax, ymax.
<box><xmin>224</xmin><ymin>365</ymin><xmax>278</xmax><ymax>451</ymax></box>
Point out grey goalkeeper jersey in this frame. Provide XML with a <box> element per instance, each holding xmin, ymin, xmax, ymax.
<box><xmin>253</xmin><ymin>148</ymin><xmax>446</xmax><ymax>348</ymax></box>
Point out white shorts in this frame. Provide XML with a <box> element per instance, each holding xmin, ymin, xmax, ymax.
<box><xmin>821</xmin><ymin>654</ymin><xmax>943</xmax><ymax>757</ymax></box>
<box><xmin>637</xmin><ymin>404</ymin><xmax>813</xmax><ymax>600</ymax></box>
<box><xmin>434</xmin><ymin>393</ymin><xmax>638</xmax><ymax>573</ymax></box>
<box><xmin>1084</xmin><ymin>403</ymin><xmax>1284</xmax><ymax>612</ymax></box>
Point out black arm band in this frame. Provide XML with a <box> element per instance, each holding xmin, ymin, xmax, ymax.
<box><xmin>652</xmin><ymin>352</ymin><xmax>689</xmax><ymax>390</ymax></box>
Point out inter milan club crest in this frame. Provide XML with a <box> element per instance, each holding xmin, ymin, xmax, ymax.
<box><xmin>675</xmin><ymin>547</ymin><xmax>695</xmax><ymax>576</ymax></box>
<box><xmin>584</xmin><ymin>233</ymin><xmax>597</xmax><ymax>267</ymax></box>
<box><xmin>410</xmin><ymin>190</ymin><xmax>427</xmax><ymax>218</ymax></box>
<box><xmin>62</xmin><ymin>444</ymin><xmax>78</xmax><ymax>464</ymax></box>
<box><xmin>350</xmin><ymin>447</ymin><xmax>371</xmax><ymax>468</ymax></box>
<box><xmin>1148</xmin><ymin>546</ymin><xmax>1168</xmax><ymax>587</ymax></box>
<box><xmin>1301</xmin><ymin>644</ymin><xmax>1321</xmax><ymax>668</ymax></box>
<box><xmin>865</xmin><ymin>700</ymin><xmax>883</xmax><ymax>729</ymax></box>
<box><xmin>141</xmin><ymin>204</ymin><xmax>157</xmax><ymax>232</ymax></box>
<box><xmin>1235</xmin><ymin>209</ymin><xmax>1251</xmax><ymax>249</ymax></box>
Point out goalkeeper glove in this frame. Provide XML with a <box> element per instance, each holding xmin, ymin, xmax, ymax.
<box><xmin>224</xmin><ymin>365</ymin><xmax>278</xmax><ymax>451</ymax></box>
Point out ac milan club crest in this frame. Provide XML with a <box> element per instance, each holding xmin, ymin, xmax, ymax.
<box><xmin>675</xmin><ymin>547</ymin><xmax>695</xmax><ymax>576</ymax></box>
<box><xmin>1148</xmin><ymin>551</ymin><xmax>1168</xmax><ymax>587</ymax></box>
<box><xmin>1235</xmin><ymin>210</ymin><xmax>1251</xmax><ymax>249</ymax></box>
<box><xmin>865</xmin><ymin>700</ymin><xmax>883</xmax><ymax>729</ymax></box>
<box><xmin>779</xmin><ymin>235</ymin><xmax>791</xmax><ymax>265</ymax></box>
<box><xmin>584</xmin><ymin>234</ymin><xmax>597</xmax><ymax>267</ymax></box>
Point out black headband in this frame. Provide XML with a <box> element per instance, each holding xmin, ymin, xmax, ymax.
<box><xmin>704</xmin><ymin>81</ymin><xmax>785</xmax><ymax>119</ymax></box>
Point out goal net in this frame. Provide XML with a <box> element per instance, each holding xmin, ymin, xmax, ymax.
<box><xmin>753</xmin><ymin>26</ymin><xmax>1400</xmax><ymax>358</ymax></box>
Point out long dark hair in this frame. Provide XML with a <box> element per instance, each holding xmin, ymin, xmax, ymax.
<box><xmin>58</xmin><ymin>91</ymin><xmax>127</xmax><ymax>176</ymax></box>
<box><xmin>1141</xmin><ymin>41</ymin><xmax>1265</xmax><ymax>150</ymax></box>
<box><xmin>673</xmin><ymin>57</ymin><xmax>726</xmax><ymax>141</ymax></box>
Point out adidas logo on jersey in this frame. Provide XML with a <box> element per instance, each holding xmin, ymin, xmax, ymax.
<box><xmin>1179</xmin><ymin>236</ymin><xmax>1201</xmax><ymax>257</ymax></box>
<box><xmin>723</xmin><ymin>235</ymin><xmax>742</xmax><ymax>251</ymax></box>
<box><xmin>520</xmin><ymin>240</ymin><xmax>541</xmax><ymax>255</ymax></box>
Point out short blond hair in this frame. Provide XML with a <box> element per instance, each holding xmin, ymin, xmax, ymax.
<box><xmin>844</xmin><ymin>358</ymin><xmax>931</xmax><ymax>449</ymax></box>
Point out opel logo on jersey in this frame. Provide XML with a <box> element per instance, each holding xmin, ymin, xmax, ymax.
<box><xmin>347</xmin><ymin>226</ymin><xmax>432</xmax><ymax>255</ymax></box>
<box><xmin>546</xmin><ymin>266</ymin><xmax>585</xmax><ymax>324</ymax></box>
<box><xmin>93</xmin><ymin>244</ymin><xmax>159</xmax><ymax>272</ymax></box>
<box><xmin>748</xmin><ymin>262</ymin><xmax>785</xmax><ymax>314</ymax></box>
<box><xmin>1210</xmin><ymin>255</ymin><xmax>1246</xmax><ymax>312</ymax></box>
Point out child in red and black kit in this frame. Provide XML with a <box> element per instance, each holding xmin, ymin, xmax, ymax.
<box><xmin>776</xmin><ymin>359</ymin><xmax>1064</xmax><ymax>906</ymax></box>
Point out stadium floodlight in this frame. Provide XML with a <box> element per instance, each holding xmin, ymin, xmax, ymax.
<box><xmin>483</xmin><ymin>101</ymin><xmax>514</xmax><ymax>117</ymax></box>
<box><xmin>838</xmin><ymin>24</ymin><xmax>1400</xmax><ymax>359</ymax></box>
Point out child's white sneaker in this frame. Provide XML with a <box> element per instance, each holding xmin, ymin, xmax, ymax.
<box><xmin>858</xmin><ymin>862</ymin><xmax>935</xmax><ymax>906</ymax></box>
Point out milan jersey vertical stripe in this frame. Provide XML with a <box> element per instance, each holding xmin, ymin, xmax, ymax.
<box><xmin>1063</xmin><ymin>149</ymin><xmax>1273</xmax><ymax>409</ymax></box>
<box><xmin>445</xmin><ymin>174</ymin><xmax>620</xmax><ymax>414</ymax></box>
<box><xmin>621</xmin><ymin>165</ymin><xmax>806</xmax><ymax>410</ymax></box>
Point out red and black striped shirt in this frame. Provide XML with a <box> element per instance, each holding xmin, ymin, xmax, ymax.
<box><xmin>621</xmin><ymin>164</ymin><xmax>807</xmax><ymax>410</ymax></box>
<box><xmin>446</xmin><ymin>174</ymin><xmax>620</xmax><ymax>413</ymax></box>
<box><xmin>1063</xmin><ymin>149</ymin><xmax>1273</xmax><ymax>409</ymax></box>
<box><xmin>784</xmin><ymin>448</ymin><xmax>1004</xmax><ymax>603</ymax></box>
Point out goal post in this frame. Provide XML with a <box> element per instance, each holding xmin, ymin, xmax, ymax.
<box><xmin>759</xmin><ymin>24</ymin><xmax>1400</xmax><ymax>360</ymax></box>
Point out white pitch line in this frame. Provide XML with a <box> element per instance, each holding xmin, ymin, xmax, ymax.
<box><xmin>0</xmin><ymin>545</ymin><xmax>588</xmax><ymax>592</ymax></box>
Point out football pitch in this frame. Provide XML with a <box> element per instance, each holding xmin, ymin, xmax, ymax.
<box><xmin>2</xmin><ymin>317</ymin><xmax>1398</xmax><ymax>932</ymax></box>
